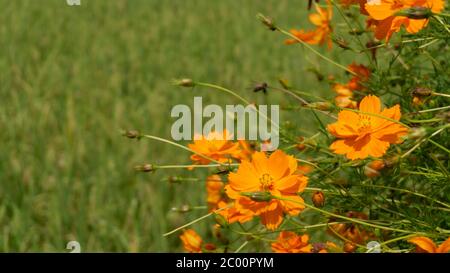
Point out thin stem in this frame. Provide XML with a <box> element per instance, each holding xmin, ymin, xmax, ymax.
<box><xmin>432</xmin><ymin>92</ymin><xmax>450</xmax><ymax>98</ymax></box>
<box><xmin>276</xmin><ymin>27</ymin><xmax>357</xmax><ymax>76</ymax></box>
<box><xmin>163</xmin><ymin>206</ymin><xmax>229</xmax><ymax>237</ymax></box>
<box><xmin>341</xmin><ymin>107</ymin><xmax>411</xmax><ymax>129</ymax></box>
<box><xmin>196</xmin><ymin>82</ymin><xmax>280</xmax><ymax>132</ymax></box>
<box><xmin>142</xmin><ymin>134</ymin><xmax>226</xmax><ymax>165</ymax></box>
<box><xmin>417</xmin><ymin>105</ymin><xmax>450</xmax><ymax>113</ymax></box>
<box><xmin>401</xmin><ymin>126</ymin><xmax>449</xmax><ymax>158</ymax></box>
<box><xmin>157</xmin><ymin>163</ymin><xmax>239</xmax><ymax>169</ymax></box>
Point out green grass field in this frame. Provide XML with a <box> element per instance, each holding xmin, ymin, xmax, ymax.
<box><xmin>0</xmin><ymin>0</ymin><xmax>359</xmax><ymax>252</ymax></box>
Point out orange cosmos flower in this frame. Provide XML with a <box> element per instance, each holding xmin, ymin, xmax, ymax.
<box><xmin>225</xmin><ymin>150</ymin><xmax>308</xmax><ymax>230</ymax></box>
<box><xmin>328</xmin><ymin>95</ymin><xmax>408</xmax><ymax>160</ymax></box>
<box><xmin>365</xmin><ymin>0</ymin><xmax>445</xmax><ymax>41</ymax></box>
<box><xmin>180</xmin><ymin>229</ymin><xmax>203</xmax><ymax>253</ymax></box>
<box><xmin>271</xmin><ymin>231</ymin><xmax>312</xmax><ymax>253</ymax></box>
<box><xmin>285</xmin><ymin>1</ymin><xmax>333</xmax><ymax>50</ymax></box>
<box><xmin>188</xmin><ymin>130</ymin><xmax>241</xmax><ymax>166</ymax></box>
<box><xmin>409</xmin><ymin>236</ymin><xmax>450</xmax><ymax>253</ymax></box>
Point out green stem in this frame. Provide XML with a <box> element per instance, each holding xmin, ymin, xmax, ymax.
<box><xmin>142</xmin><ymin>134</ymin><xmax>225</xmax><ymax>165</ymax></box>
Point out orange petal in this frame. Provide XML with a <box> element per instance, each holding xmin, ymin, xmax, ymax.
<box><xmin>409</xmin><ymin>237</ymin><xmax>437</xmax><ymax>253</ymax></box>
<box><xmin>359</xmin><ymin>95</ymin><xmax>381</xmax><ymax>114</ymax></box>
<box><xmin>281</xmin><ymin>195</ymin><xmax>305</xmax><ymax>216</ymax></box>
<box><xmin>260</xmin><ymin>205</ymin><xmax>284</xmax><ymax>230</ymax></box>
<box><xmin>268</xmin><ymin>150</ymin><xmax>290</xmax><ymax>180</ymax></box>
<box><xmin>365</xmin><ymin>2</ymin><xmax>396</xmax><ymax>20</ymax></box>
<box><xmin>436</xmin><ymin>237</ymin><xmax>450</xmax><ymax>253</ymax></box>
<box><xmin>406</xmin><ymin>19</ymin><xmax>427</xmax><ymax>34</ymax></box>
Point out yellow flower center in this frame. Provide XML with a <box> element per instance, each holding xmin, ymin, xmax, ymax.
<box><xmin>358</xmin><ymin>115</ymin><xmax>372</xmax><ymax>132</ymax></box>
<box><xmin>259</xmin><ymin>173</ymin><xmax>274</xmax><ymax>191</ymax></box>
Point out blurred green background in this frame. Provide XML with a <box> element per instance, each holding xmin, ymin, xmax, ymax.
<box><xmin>0</xmin><ymin>0</ymin><xmax>355</xmax><ymax>252</ymax></box>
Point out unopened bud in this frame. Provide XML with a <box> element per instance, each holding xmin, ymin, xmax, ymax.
<box><xmin>171</xmin><ymin>204</ymin><xmax>190</xmax><ymax>213</ymax></box>
<box><xmin>257</xmin><ymin>14</ymin><xmax>276</xmax><ymax>31</ymax></box>
<box><xmin>134</xmin><ymin>163</ymin><xmax>155</xmax><ymax>172</ymax></box>
<box><xmin>123</xmin><ymin>130</ymin><xmax>141</xmax><ymax>139</ymax></box>
<box><xmin>308</xmin><ymin>101</ymin><xmax>332</xmax><ymax>111</ymax></box>
<box><xmin>312</xmin><ymin>191</ymin><xmax>325</xmax><ymax>208</ymax></box>
<box><xmin>411</xmin><ymin>87</ymin><xmax>432</xmax><ymax>97</ymax></box>
<box><xmin>168</xmin><ymin>176</ymin><xmax>180</xmax><ymax>183</ymax></box>
<box><xmin>333</xmin><ymin>37</ymin><xmax>351</xmax><ymax>50</ymax></box>
<box><xmin>396</xmin><ymin>7</ymin><xmax>433</xmax><ymax>19</ymax></box>
<box><xmin>204</xmin><ymin>243</ymin><xmax>217</xmax><ymax>251</ymax></box>
<box><xmin>173</xmin><ymin>78</ymin><xmax>195</xmax><ymax>87</ymax></box>
<box><xmin>240</xmin><ymin>191</ymin><xmax>272</xmax><ymax>202</ymax></box>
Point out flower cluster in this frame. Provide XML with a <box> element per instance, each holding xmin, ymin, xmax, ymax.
<box><xmin>126</xmin><ymin>0</ymin><xmax>449</xmax><ymax>254</ymax></box>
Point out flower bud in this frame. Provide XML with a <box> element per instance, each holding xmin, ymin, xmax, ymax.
<box><xmin>123</xmin><ymin>130</ymin><xmax>141</xmax><ymax>139</ymax></box>
<box><xmin>173</xmin><ymin>78</ymin><xmax>195</xmax><ymax>87</ymax></box>
<box><xmin>308</xmin><ymin>101</ymin><xmax>332</xmax><ymax>111</ymax></box>
<box><xmin>257</xmin><ymin>14</ymin><xmax>276</xmax><ymax>31</ymax></box>
<box><xmin>134</xmin><ymin>163</ymin><xmax>155</xmax><ymax>173</ymax></box>
<box><xmin>333</xmin><ymin>37</ymin><xmax>351</xmax><ymax>50</ymax></box>
<box><xmin>312</xmin><ymin>191</ymin><xmax>325</xmax><ymax>208</ymax></box>
<box><xmin>411</xmin><ymin>87</ymin><xmax>432</xmax><ymax>97</ymax></box>
<box><xmin>240</xmin><ymin>191</ymin><xmax>272</xmax><ymax>202</ymax></box>
<box><xmin>396</xmin><ymin>7</ymin><xmax>433</xmax><ymax>20</ymax></box>
<box><xmin>171</xmin><ymin>204</ymin><xmax>190</xmax><ymax>213</ymax></box>
<box><xmin>204</xmin><ymin>243</ymin><xmax>217</xmax><ymax>251</ymax></box>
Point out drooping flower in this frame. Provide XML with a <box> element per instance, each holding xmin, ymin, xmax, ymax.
<box><xmin>347</xmin><ymin>63</ymin><xmax>371</xmax><ymax>91</ymax></box>
<box><xmin>285</xmin><ymin>1</ymin><xmax>333</xmax><ymax>49</ymax></box>
<box><xmin>225</xmin><ymin>150</ymin><xmax>308</xmax><ymax>230</ymax></box>
<box><xmin>328</xmin><ymin>95</ymin><xmax>408</xmax><ymax>160</ymax></box>
<box><xmin>180</xmin><ymin>229</ymin><xmax>203</xmax><ymax>253</ymax></box>
<box><xmin>206</xmin><ymin>175</ymin><xmax>226</xmax><ymax>211</ymax></box>
<box><xmin>408</xmin><ymin>236</ymin><xmax>450</xmax><ymax>253</ymax></box>
<box><xmin>188</xmin><ymin>130</ymin><xmax>241</xmax><ymax>166</ymax></box>
<box><xmin>332</xmin><ymin>63</ymin><xmax>371</xmax><ymax>108</ymax></box>
<box><xmin>271</xmin><ymin>232</ymin><xmax>312</xmax><ymax>253</ymax></box>
<box><xmin>365</xmin><ymin>0</ymin><xmax>445</xmax><ymax>41</ymax></box>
